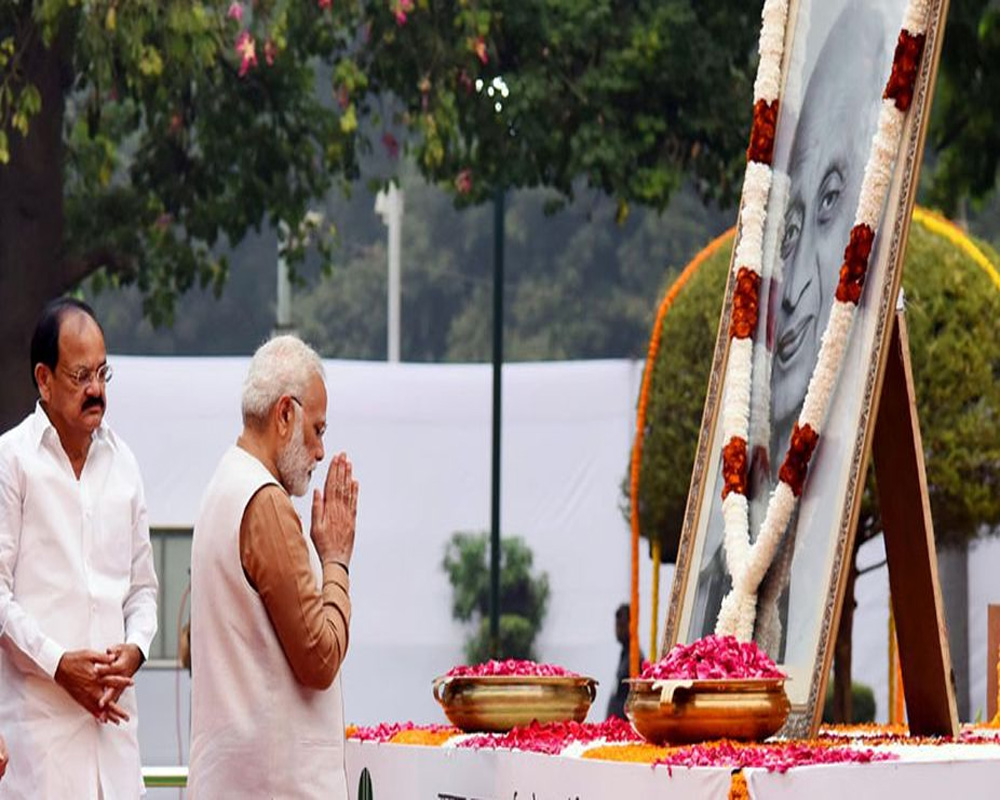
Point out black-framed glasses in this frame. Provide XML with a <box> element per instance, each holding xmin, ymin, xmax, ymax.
<box><xmin>60</xmin><ymin>363</ymin><xmax>113</xmax><ymax>388</ymax></box>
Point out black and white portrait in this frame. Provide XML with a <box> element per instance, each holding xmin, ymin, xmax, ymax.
<box><xmin>679</xmin><ymin>0</ymin><xmax>912</xmax><ymax>690</ymax></box>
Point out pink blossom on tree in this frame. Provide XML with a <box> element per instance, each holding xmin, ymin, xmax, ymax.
<box><xmin>454</xmin><ymin>169</ymin><xmax>473</xmax><ymax>195</ymax></box>
<box><xmin>235</xmin><ymin>31</ymin><xmax>258</xmax><ymax>77</ymax></box>
<box><xmin>472</xmin><ymin>36</ymin><xmax>488</xmax><ymax>65</ymax></box>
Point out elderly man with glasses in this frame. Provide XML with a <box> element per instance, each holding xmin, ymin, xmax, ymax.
<box><xmin>0</xmin><ymin>297</ymin><xmax>158</xmax><ymax>799</ymax></box>
<box><xmin>188</xmin><ymin>334</ymin><xmax>358</xmax><ymax>800</ymax></box>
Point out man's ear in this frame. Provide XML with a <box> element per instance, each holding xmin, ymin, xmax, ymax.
<box><xmin>35</xmin><ymin>363</ymin><xmax>52</xmax><ymax>403</ymax></box>
<box><xmin>276</xmin><ymin>395</ymin><xmax>295</xmax><ymax>436</ymax></box>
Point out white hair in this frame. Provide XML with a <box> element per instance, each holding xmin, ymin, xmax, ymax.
<box><xmin>241</xmin><ymin>335</ymin><xmax>325</xmax><ymax>427</ymax></box>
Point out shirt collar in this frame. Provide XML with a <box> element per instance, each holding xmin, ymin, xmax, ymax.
<box><xmin>30</xmin><ymin>401</ymin><xmax>111</xmax><ymax>450</ymax></box>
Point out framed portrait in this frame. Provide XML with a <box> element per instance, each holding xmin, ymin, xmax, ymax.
<box><xmin>662</xmin><ymin>0</ymin><xmax>949</xmax><ymax>736</ymax></box>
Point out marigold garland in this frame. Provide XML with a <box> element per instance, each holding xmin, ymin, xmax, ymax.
<box><xmin>884</xmin><ymin>31</ymin><xmax>926</xmax><ymax>112</ymax></box>
<box><xmin>629</xmin><ymin>227</ymin><xmax>736</xmax><ymax>674</ymax></box>
<box><xmin>911</xmin><ymin>207</ymin><xmax>1000</xmax><ymax>291</ymax></box>
<box><xmin>729</xmin><ymin>268</ymin><xmax>762</xmax><ymax>340</ymax></box>
<box><xmin>747</xmin><ymin>100</ymin><xmax>780</xmax><ymax>164</ymax></box>
<box><xmin>835</xmin><ymin>224</ymin><xmax>876</xmax><ymax>304</ymax></box>
<box><xmin>777</xmin><ymin>423</ymin><xmax>819</xmax><ymax>497</ymax></box>
<box><xmin>722</xmin><ymin>438</ymin><xmax>750</xmax><ymax>499</ymax></box>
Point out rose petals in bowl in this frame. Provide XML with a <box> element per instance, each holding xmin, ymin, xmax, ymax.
<box><xmin>434</xmin><ymin>661</ymin><xmax>596</xmax><ymax>733</ymax></box>
<box><xmin>625</xmin><ymin>636</ymin><xmax>789</xmax><ymax>745</ymax></box>
<box><xmin>446</xmin><ymin>659</ymin><xmax>581</xmax><ymax>679</ymax></box>
<box><xmin>640</xmin><ymin>635</ymin><xmax>785</xmax><ymax>681</ymax></box>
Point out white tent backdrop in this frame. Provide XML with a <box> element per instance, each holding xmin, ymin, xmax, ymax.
<box><xmin>108</xmin><ymin>356</ymin><xmax>671</xmax><ymax>763</ymax></box>
<box><xmin>99</xmin><ymin>355</ymin><xmax>994</xmax><ymax>768</ymax></box>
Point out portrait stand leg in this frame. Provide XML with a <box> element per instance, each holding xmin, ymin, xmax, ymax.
<box><xmin>987</xmin><ymin>605</ymin><xmax>1000</xmax><ymax>721</ymax></box>
<box><xmin>872</xmin><ymin>309</ymin><xmax>959</xmax><ymax>736</ymax></box>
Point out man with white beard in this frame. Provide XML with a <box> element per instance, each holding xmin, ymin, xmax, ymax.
<box><xmin>188</xmin><ymin>335</ymin><xmax>358</xmax><ymax>799</ymax></box>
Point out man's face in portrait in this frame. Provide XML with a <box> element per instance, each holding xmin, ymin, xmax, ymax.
<box><xmin>769</xmin><ymin>9</ymin><xmax>884</xmax><ymax>447</ymax></box>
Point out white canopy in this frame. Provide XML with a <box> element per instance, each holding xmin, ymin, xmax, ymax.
<box><xmin>108</xmin><ymin>356</ymin><xmax>657</xmax><ymax>726</ymax></box>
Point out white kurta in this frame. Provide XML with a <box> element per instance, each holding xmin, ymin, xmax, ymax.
<box><xmin>0</xmin><ymin>404</ymin><xmax>158</xmax><ymax>800</ymax></box>
<box><xmin>189</xmin><ymin>446</ymin><xmax>347</xmax><ymax>800</ymax></box>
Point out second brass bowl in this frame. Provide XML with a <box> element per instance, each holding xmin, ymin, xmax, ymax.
<box><xmin>432</xmin><ymin>674</ymin><xmax>597</xmax><ymax>733</ymax></box>
<box><xmin>625</xmin><ymin>677</ymin><xmax>789</xmax><ymax>744</ymax></box>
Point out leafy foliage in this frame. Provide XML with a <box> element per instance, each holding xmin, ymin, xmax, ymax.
<box><xmin>363</xmin><ymin>0</ymin><xmax>760</xmax><ymax>212</ymax></box>
<box><xmin>1</xmin><ymin>0</ymin><xmax>997</xmax><ymax>334</ymax></box>
<box><xmin>822</xmin><ymin>681</ymin><xmax>876</xmax><ymax>724</ymax></box>
<box><xmin>291</xmin><ymin>175</ymin><xmax>730</xmax><ymax>363</ymax></box>
<box><xmin>631</xmin><ymin>232</ymin><xmax>730</xmax><ymax>561</ymax></box>
<box><xmin>442</xmin><ymin>531</ymin><xmax>550</xmax><ymax>662</ymax></box>
<box><xmin>925</xmin><ymin>0</ymin><xmax>1000</xmax><ymax>213</ymax></box>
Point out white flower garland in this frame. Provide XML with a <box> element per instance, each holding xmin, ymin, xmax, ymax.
<box><xmin>714</xmin><ymin>0</ymin><xmax>930</xmax><ymax>641</ymax></box>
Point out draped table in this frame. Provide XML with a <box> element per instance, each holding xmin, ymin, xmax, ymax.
<box><xmin>344</xmin><ymin>723</ymin><xmax>1000</xmax><ymax>800</ymax></box>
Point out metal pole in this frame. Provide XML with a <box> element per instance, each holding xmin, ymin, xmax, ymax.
<box><xmin>275</xmin><ymin>221</ymin><xmax>293</xmax><ymax>335</ymax></box>
<box><xmin>375</xmin><ymin>186</ymin><xmax>404</xmax><ymax>362</ymax></box>
<box><xmin>489</xmin><ymin>188</ymin><xmax>505</xmax><ymax>657</ymax></box>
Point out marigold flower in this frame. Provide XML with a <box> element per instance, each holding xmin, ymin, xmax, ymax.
<box><xmin>835</xmin><ymin>224</ymin><xmax>875</xmax><ymax>304</ymax></box>
<box><xmin>746</xmin><ymin>99</ymin><xmax>779</xmax><ymax>165</ymax></box>
<box><xmin>778</xmin><ymin>423</ymin><xmax>819</xmax><ymax>497</ymax></box>
<box><xmin>721</xmin><ymin>437</ymin><xmax>749</xmax><ymax>499</ymax></box>
<box><xmin>729</xmin><ymin>267</ymin><xmax>761</xmax><ymax>340</ymax></box>
<box><xmin>884</xmin><ymin>31</ymin><xmax>925</xmax><ymax>112</ymax></box>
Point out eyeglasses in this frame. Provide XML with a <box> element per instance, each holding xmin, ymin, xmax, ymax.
<box><xmin>60</xmin><ymin>363</ymin><xmax>113</xmax><ymax>388</ymax></box>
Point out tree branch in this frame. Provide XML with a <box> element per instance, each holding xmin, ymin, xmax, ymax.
<box><xmin>857</xmin><ymin>558</ymin><xmax>887</xmax><ymax>578</ymax></box>
<box><xmin>60</xmin><ymin>247</ymin><xmax>137</xmax><ymax>293</ymax></box>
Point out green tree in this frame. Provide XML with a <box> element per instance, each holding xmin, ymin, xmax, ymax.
<box><xmin>292</xmin><ymin>170</ymin><xmax>729</xmax><ymax>363</ymax></box>
<box><xmin>0</xmin><ymin>0</ymin><xmax>368</xmax><ymax>426</ymax></box>
<box><xmin>4</xmin><ymin>0</ymin><xmax>999</xmax><ymax>429</ymax></box>
<box><xmin>925</xmin><ymin>0</ymin><xmax>1000</xmax><ymax>213</ymax></box>
<box><xmin>442</xmin><ymin>530</ymin><xmax>550</xmax><ymax>663</ymax></box>
<box><xmin>631</xmin><ymin>220</ymin><xmax>1000</xmax><ymax>720</ymax></box>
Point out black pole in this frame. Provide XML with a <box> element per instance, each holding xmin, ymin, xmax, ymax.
<box><xmin>489</xmin><ymin>188</ymin><xmax>505</xmax><ymax>657</ymax></box>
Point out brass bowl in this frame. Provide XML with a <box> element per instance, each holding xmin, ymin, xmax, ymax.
<box><xmin>625</xmin><ymin>677</ymin><xmax>789</xmax><ymax>744</ymax></box>
<box><xmin>432</xmin><ymin>674</ymin><xmax>598</xmax><ymax>733</ymax></box>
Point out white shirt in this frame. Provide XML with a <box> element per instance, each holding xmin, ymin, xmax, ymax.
<box><xmin>0</xmin><ymin>403</ymin><xmax>158</xmax><ymax>799</ymax></box>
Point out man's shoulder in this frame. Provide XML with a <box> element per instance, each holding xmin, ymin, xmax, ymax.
<box><xmin>0</xmin><ymin>412</ymin><xmax>39</xmax><ymax>469</ymax></box>
<box><xmin>247</xmin><ymin>483</ymin><xmax>294</xmax><ymax>514</ymax></box>
<box><xmin>98</xmin><ymin>423</ymin><xmax>144</xmax><ymax>476</ymax></box>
